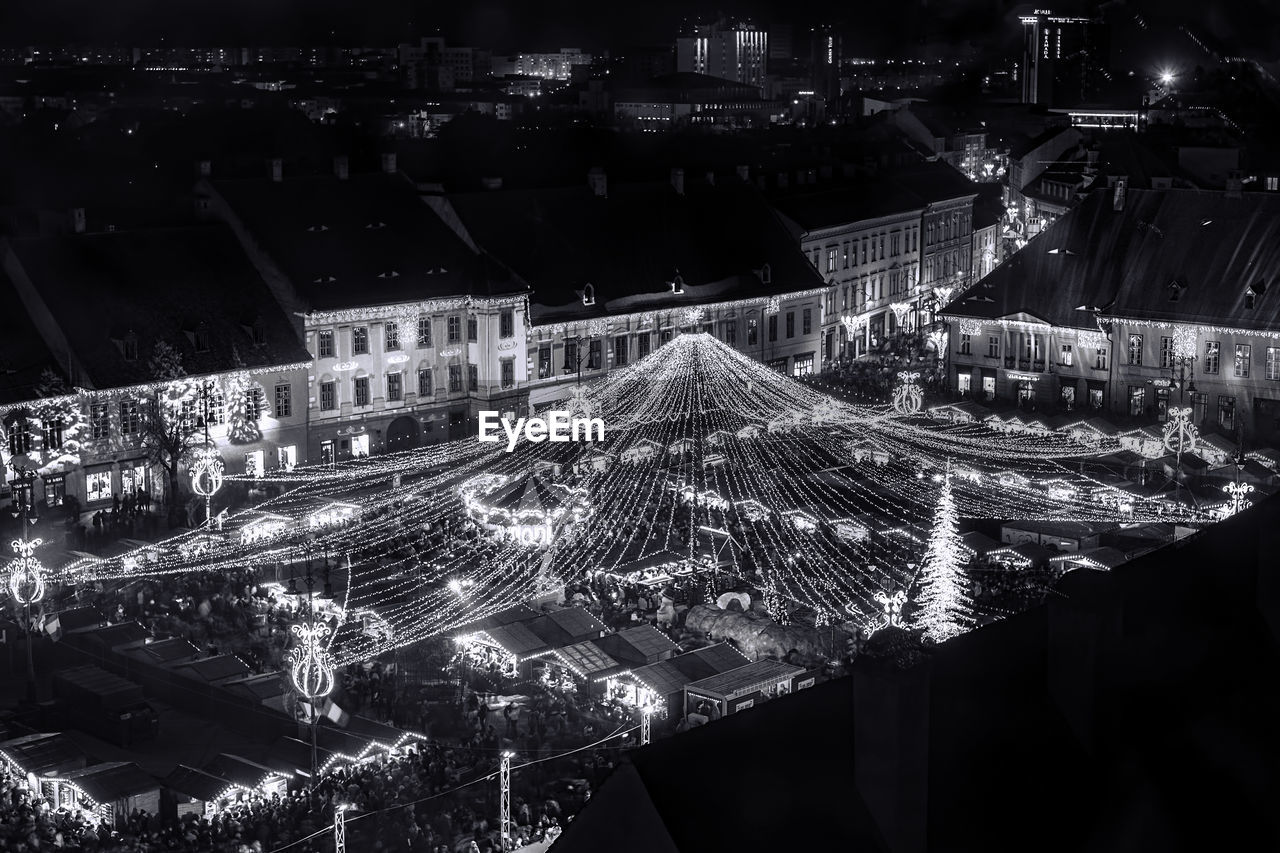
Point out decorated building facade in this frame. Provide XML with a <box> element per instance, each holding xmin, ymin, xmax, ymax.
<box><xmin>942</xmin><ymin>186</ymin><xmax>1280</xmax><ymax>445</ymax></box>
<box><xmin>0</xmin><ymin>226</ymin><xmax>311</xmax><ymax>513</ymax></box>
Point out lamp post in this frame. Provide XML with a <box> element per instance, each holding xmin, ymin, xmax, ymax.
<box><xmin>333</xmin><ymin>804</ymin><xmax>349</xmax><ymax>853</ymax></box>
<box><xmin>8</xmin><ymin>464</ymin><xmax>43</xmax><ymax>701</ymax></box>
<box><xmin>640</xmin><ymin>705</ymin><xmax>652</xmax><ymax>746</ymax></box>
<box><xmin>562</xmin><ymin>335</ymin><xmax>585</xmax><ymax>386</ymax></box>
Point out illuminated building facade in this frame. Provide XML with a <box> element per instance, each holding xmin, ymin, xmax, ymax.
<box><xmin>676</xmin><ymin>20</ymin><xmax>769</xmax><ymax>92</ymax></box>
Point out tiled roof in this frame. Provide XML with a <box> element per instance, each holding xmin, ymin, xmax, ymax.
<box><xmin>945</xmin><ymin>188</ymin><xmax>1280</xmax><ymax>332</ymax></box>
<box><xmin>0</xmin><ymin>271</ymin><xmax>62</xmax><ymax>405</ymax></box>
<box><xmin>483</xmin><ymin>622</ymin><xmax>549</xmax><ymax>659</ymax></box>
<box><xmin>0</xmin><ymin>733</ymin><xmax>87</xmax><ymax>776</ymax></box>
<box><xmin>447</xmin><ymin>179</ymin><xmax>826</xmax><ymax>325</ymax></box>
<box><xmin>209</xmin><ymin>172</ymin><xmax>522</xmax><ymax>311</ymax></box>
<box><xmin>774</xmin><ymin>162</ymin><xmax>980</xmax><ymax>231</ymax></box>
<box><xmin>684</xmin><ymin>659</ymin><xmax>803</xmax><ymax>699</ymax></box>
<box><xmin>60</xmin><ymin>762</ymin><xmax>158</xmax><ymax>802</ymax></box>
<box><xmin>3</xmin><ymin>226</ymin><xmax>311</xmax><ymax>390</ymax></box>
<box><xmin>452</xmin><ymin>603</ymin><xmax>541</xmax><ymax>638</ymax></box>
<box><xmin>596</xmin><ymin>626</ymin><xmax>680</xmax><ymax>665</ymax></box>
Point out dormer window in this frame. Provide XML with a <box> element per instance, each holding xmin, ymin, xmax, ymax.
<box><xmin>669</xmin><ymin>274</ymin><xmax>684</xmax><ymax>295</ymax></box>
<box><xmin>193</xmin><ymin>323</ymin><xmax>211</xmax><ymax>353</ymax></box>
<box><xmin>365</xmin><ymin>221</ymin><xmax>387</xmax><ymax>230</ymax></box>
<box><xmin>759</xmin><ymin>264</ymin><xmax>771</xmax><ymax>285</ymax></box>
<box><xmin>123</xmin><ymin>331</ymin><xmax>138</xmax><ymax>362</ymax></box>
<box><xmin>377</xmin><ymin>270</ymin><xmax>401</xmax><ymax>279</ymax></box>
<box><xmin>1246</xmin><ymin>281</ymin><xmax>1266</xmax><ymax>309</ymax></box>
<box><xmin>312</xmin><ymin>275</ymin><xmax>337</xmax><ymax>284</ymax></box>
<box><xmin>1168</xmin><ymin>279</ymin><xmax>1187</xmax><ymax>303</ymax></box>
<box><xmin>582</xmin><ymin>283</ymin><xmax>596</xmax><ymax>306</ymax></box>
<box><xmin>306</xmin><ymin>224</ymin><xmax>329</xmax><ymax>232</ymax></box>
<box><xmin>251</xmin><ymin>317</ymin><xmax>266</xmax><ymax>346</ymax></box>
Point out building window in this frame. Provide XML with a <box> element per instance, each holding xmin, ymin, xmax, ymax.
<box><xmin>826</xmin><ymin>248</ymin><xmax>837</xmax><ymax>273</ymax></box>
<box><xmin>417</xmin><ymin>317</ymin><xmax>432</xmax><ymax>348</ymax></box>
<box><xmin>748</xmin><ymin>318</ymin><xmax>759</xmax><ymax>346</ymax></box>
<box><xmin>1268</xmin><ymin>347</ymin><xmax>1280</xmax><ymax>381</ymax></box>
<box><xmin>193</xmin><ymin>326</ymin><xmax>210</xmax><ymax>353</ymax></box>
<box><xmin>767</xmin><ymin>358</ymin><xmax>789</xmax><ymax>373</ymax></box>
<box><xmin>1060</xmin><ymin>344</ymin><xmax>1073</xmax><ymax>366</ymax></box>
<box><xmin>1096</xmin><ymin>347</ymin><xmax>1108</xmax><ymax>370</ymax></box>
<box><xmin>42</xmin><ymin>417</ymin><xmax>64</xmax><ymax>450</ymax></box>
<box><xmin>245</xmin><ymin>387</ymin><xmax>264</xmax><ymax>421</ymax></box>
<box><xmin>123</xmin><ymin>334</ymin><xmax>138</xmax><ymax>361</ymax></box>
<box><xmin>725</xmin><ymin>321</ymin><xmax>737</xmax><ymax>346</ymax></box>
<box><xmin>86</xmin><ymin>470</ymin><xmax>112</xmax><ymax>503</ymax></box>
<box><xmin>1061</xmin><ymin>384</ymin><xmax>1076</xmax><ymax>410</ymax></box>
<box><xmin>957</xmin><ymin>373</ymin><xmax>971</xmax><ymax>396</ymax></box>
<box><xmin>614</xmin><ymin>336</ymin><xmax>628</xmax><ymax>366</ymax></box>
<box><xmin>119</xmin><ymin>401</ymin><xmax>139</xmax><ymax>436</ymax></box>
<box><xmin>354</xmin><ymin>376</ymin><xmax>370</xmax><ymax>407</ymax></box>
<box><xmin>447</xmin><ymin>316</ymin><xmax>461</xmax><ymax>343</ymax></box>
<box><xmin>792</xmin><ymin>353</ymin><xmax>815</xmax><ymax>377</ymax></box>
<box><xmin>588</xmin><ymin>339</ymin><xmax>603</xmax><ymax>369</ymax></box>
<box><xmin>538</xmin><ymin>344</ymin><xmax>552</xmax><ymax>379</ymax></box>
<box><xmin>802</xmin><ymin>308</ymin><xmax>812</xmax><ymax>336</ymax></box>
<box><xmin>467</xmin><ymin>364</ymin><xmax>478</xmax><ymax>391</ymax></box>
<box><xmin>245</xmin><ymin>450</ymin><xmax>264</xmax><ymax>478</ymax></box>
<box><xmin>500</xmin><ymin>309</ymin><xmax>515</xmax><ymax>339</ymax></box>
<box><xmin>386</xmin><ymin>372</ymin><xmax>402</xmax><ymax>402</ymax></box>
<box><xmin>638</xmin><ymin>334</ymin><xmax>651</xmax><ymax>359</ymax></box>
<box><xmin>959</xmin><ymin>334</ymin><xmax>971</xmax><ymax>355</ymax></box>
<box><xmin>987</xmin><ymin>336</ymin><xmax>999</xmax><ymax>358</ymax></box>
<box><xmin>1204</xmin><ymin>341</ymin><xmax>1220</xmax><ymax>374</ymax></box>
<box><xmin>564</xmin><ymin>340</ymin><xmax>578</xmax><ymax>372</ymax></box>
<box><xmin>385</xmin><ymin>322</ymin><xmax>400</xmax><ymax>351</ymax></box>
<box><xmin>352</xmin><ymin>326</ymin><xmax>369</xmax><ymax>355</ymax></box>
<box><xmin>768</xmin><ymin>316</ymin><xmax>778</xmax><ymax>343</ymax></box>
<box><xmin>1192</xmin><ymin>391</ymin><xmax>1208</xmax><ymax>424</ymax></box>
<box><xmin>317</xmin><ymin>330</ymin><xmax>335</xmax><ymax>358</ymax></box>
<box><xmin>1234</xmin><ymin>344</ymin><xmax>1251</xmax><ymax>378</ymax></box>
<box><xmin>1128</xmin><ymin>385</ymin><xmax>1145</xmax><ymax>417</ymax></box>
<box><xmin>274</xmin><ymin>384</ymin><xmax>292</xmax><ymax>417</ymax></box>
<box><xmin>467</xmin><ymin>317</ymin><xmax>478</xmax><ymax>342</ymax></box>
<box><xmin>1160</xmin><ymin>336</ymin><xmax>1173</xmax><ymax>369</ymax></box>
<box><xmin>278</xmin><ymin>446</ymin><xmax>296</xmax><ymax>471</ymax></box>
<box><xmin>501</xmin><ymin>359</ymin><xmax>515</xmax><ymax>388</ymax></box>
<box><xmin>90</xmin><ymin>403</ymin><xmax>110</xmax><ymax>440</ymax></box>
<box><xmin>1218</xmin><ymin>395</ymin><xmax>1236</xmax><ymax>431</ymax></box>
<box><xmin>418</xmin><ymin>368</ymin><xmax>433</xmax><ymax>397</ymax></box>
<box><xmin>785</xmin><ymin>312</ymin><xmax>795</xmax><ymax>339</ymax></box>
<box><xmin>320</xmin><ymin>381</ymin><xmax>336</xmax><ymax>411</ymax></box>
<box><xmin>1127</xmin><ymin>333</ymin><xmax>1143</xmax><ymax>366</ymax></box>
<box><xmin>7</xmin><ymin>418</ymin><xmax>31</xmax><ymax>454</ymax></box>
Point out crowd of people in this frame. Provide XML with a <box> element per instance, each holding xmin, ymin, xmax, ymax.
<box><xmin>817</xmin><ymin>331</ymin><xmax>947</xmax><ymax>402</ymax></box>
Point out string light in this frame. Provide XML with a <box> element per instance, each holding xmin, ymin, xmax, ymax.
<box><xmin>8</xmin><ymin>536</ymin><xmax>45</xmax><ymax>605</ymax></box>
<box><xmin>910</xmin><ymin>469</ymin><xmax>973</xmax><ymax>641</ymax></box>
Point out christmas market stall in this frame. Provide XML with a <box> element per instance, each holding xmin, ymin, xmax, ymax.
<box><xmin>201</xmin><ymin>753</ymin><xmax>288</xmax><ymax>802</ymax></box>
<box><xmin>542</xmin><ymin>642</ymin><xmax>623</xmax><ymax>696</ymax></box>
<box><xmin>1047</xmin><ymin>547</ymin><xmax>1132</xmax><ymax>572</ymax></box>
<box><xmin>0</xmin><ymin>733</ymin><xmax>89</xmax><ymax>796</ymax></box>
<box><xmin>163</xmin><ymin>764</ymin><xmax>256</xmax><ymax>820</ymax></box>
<box><xmin>454</xmin><ymin>620</ymin><xmax>550</xmax><ymax>682</ymax></box>
<box><xmin>54</xmin><ymin>762</ymin><xmax>162</xmax><ymax>827</ymax></box>
<box><xmin>594</xmin><ymin>625</ymin><xmax>679</xmax><ymax>668</ymax></box>
<box><xmin>681</xmin><ymin>659</ymin><xmax>805</xmax><ymax>722</ymax></box>
<box><xmin>599</xmin><ymin>643</ymin><xmax>750</xmax><ymax>718</ymax></box>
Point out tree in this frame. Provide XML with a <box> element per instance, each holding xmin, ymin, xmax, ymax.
<box><xmin>138</xmin><ymin>342</ymin><xmax>203</xmax><ymax>527</ymax></box>
<box><xmin>911</xmin><ymin>469</ymin><xmax>973</xmax><ymax>642</ymax></box>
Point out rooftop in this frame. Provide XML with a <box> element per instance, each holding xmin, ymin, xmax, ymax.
<box><xmin>2</xmin><ymin>225</ymin><xmax>312</xmax><ymax>391</ymax></box>
<box><xmin>772</xmin><ymin>161</ymin><xmax>980</xmax><ymax>231</ymax></box>
<box><xmin>60</xmin><ymin>762</ymin><xmax>159</xmax><ymax>802</ymax></box>
<box><xmin>944</xmin><ymin>188</ymin><xmax>1280</xmax><ymax>332</ymax></box>
<box><xmin>447</xmin><ymin>178</ymin><xmax>825</xmax><ymax>325</ymax></box>
<box><xmin>207</xmin><ymin>171</ymin><xmax>522</xmax><ymax>312</ymax></box>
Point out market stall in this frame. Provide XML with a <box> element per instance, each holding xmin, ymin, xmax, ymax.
<box><xmin>681</xmin><ymin>659</ymin><xmax>805</xmax><ymax>720</ymax></box>
<box><xmin>163</xmin><ymin>764</ymin><xmax>256</xmax><ymax>820</ymax></box>
<box><xmin>55</xmin><ymin>762</ymin><xmax>162</xmax><ymax>828</ymax></box>
<box><xmin>599</xmin><ymin>643</ymin><xmax>749</xmax><ymax>717</ymax></box>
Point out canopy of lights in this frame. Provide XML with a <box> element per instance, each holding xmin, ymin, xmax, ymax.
<box><xmin>37</xmin><ymin>334</ymin><xmax>1211</xmax><ymax>663</ymax></box>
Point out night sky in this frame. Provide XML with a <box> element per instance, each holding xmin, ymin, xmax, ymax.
<box><xmin>0</xmin><ymin>0</ymin><xmax>1273</xmax><ymax>57</ymax></box>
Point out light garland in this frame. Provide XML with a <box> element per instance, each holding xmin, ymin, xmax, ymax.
<box><xmin>1162</xmin><ymin>407</ymin><xmax>1198</xmax><ymax>456</ymax></box>
<box><xmin>910</xmin><ymin>470</ymin><xmax>973</xmax><ymax>641</ymax></box>
<box><xmin>289</xmin><ymin>622</ymin><xmax>336</xmax><ymax>704</ymax></box>
<box><xmin>891</xmin><ymin>372</ymin><xmax>923</xmax><ymax>416</ymax></box>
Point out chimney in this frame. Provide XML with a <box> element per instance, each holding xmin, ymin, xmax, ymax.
<box><xmin>736</xmin><ymin>164</ymin><xmax>750</xmax><ymax>182</ymax></box>
<box><xmin>334</xmin><ymin>155</ymin><xmax>349</xmax><ymax>180</ymax></box>
<box><xmin>270</xmin><ymin>158</ymin><xmax>283</xmax><ymax>182</ymax></box>
<box><xmin>1225</xmin><ymin>170</ymin><xmax>1243</xmax><ymax>199</ymax></box>
<box><xmin>197</xmin><ymin>159</ymin><xmax>212</xmax><ymax>177</ymax></box>
<box><xmin>705</xmin><ymin>171</ymin><xmax>715</xmax><ymax>186</ymax></box>
<box><xmin>670</xmin><ymin>168</ymin><xmax>685</xmax><ymax>195</ymax></box>
<box><xmin>587</xmin><ymin>167</ymin><xmax>607</xmax><ymax>198</ymax></box>
<box><xmin>381</xmin><ymin>152</ymin><xmax>397</xmax><ymax>174</ymax></box>
<box><xmin>71</xmin><ymin>208</ymin><xmax>86</xmax><ymax>234</ymax></box>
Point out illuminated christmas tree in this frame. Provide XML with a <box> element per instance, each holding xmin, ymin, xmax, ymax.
<box><xmin>911</xmin><ymin>469</ymin><xmax>973</xmax><ymax>641</ymax></box>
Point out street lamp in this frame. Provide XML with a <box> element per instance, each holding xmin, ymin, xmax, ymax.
<box><xmin>561</xmin><ymin>335</ymin><xmax>586</xmax><ymax>385</ymax></box>
<box><xmin>7</xmin><ymin>463</ymin><xmax>43</xmax><ymax>701</ymax></box>
<box><xmin>189</xmin><ymin>380</ymin><xmax>223</xmax><ymax>529</ymax></box>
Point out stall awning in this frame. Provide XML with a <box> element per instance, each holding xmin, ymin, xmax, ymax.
<box><xmin>59</xmin><ymin>762</ymin><xmax>159</xmax><ymax>805</ymax></box>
